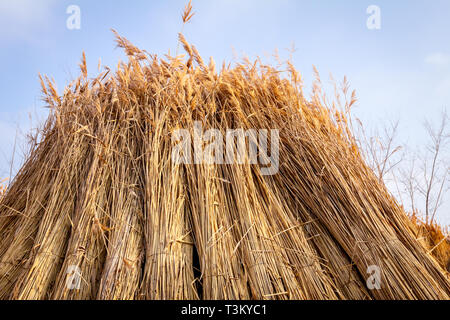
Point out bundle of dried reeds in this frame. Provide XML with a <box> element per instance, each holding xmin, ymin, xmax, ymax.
<box><xmin>0</xmin><ymin>32</ymin><xmax>449</xmax><ymax>300</ymax></box>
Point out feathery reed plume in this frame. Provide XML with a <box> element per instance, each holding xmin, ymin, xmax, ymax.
<box><xmin>182</xmin><ymin>0</ymin><xmax>195</xmax><ymax>24</ymax></box>
<box><xmin>177</xmin><ymin>1</ymin><xmax>195</xmax><ymax>56</ymax></box>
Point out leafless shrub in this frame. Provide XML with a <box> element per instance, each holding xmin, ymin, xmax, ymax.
<box><xmin>397</xmin><ymin>112</ymin><xmax>449</xmax><ymax>225</ymax></box>
<box><xmin>357</xmin><ymin>120</ymin><xmax>403</xmax><ymax>183</ymax></box>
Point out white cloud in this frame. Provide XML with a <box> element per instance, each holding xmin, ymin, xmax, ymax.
<box><xmin>425</xmin><ymin>52</ymin><xmax>450</xmax><ymax>67</ymax></box>
<box><xmin>0</xmin><ymin>0</ymin><xmax>57</xmax><ymax>40</ymax></box>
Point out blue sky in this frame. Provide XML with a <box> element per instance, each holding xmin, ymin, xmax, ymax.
<box><xmin>0</xmin><ymin>0</ymin><xmax>449</xmax><ymax>223</ymax></box>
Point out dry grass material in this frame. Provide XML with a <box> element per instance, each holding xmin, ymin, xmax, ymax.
<box><xmin>409</xmin><ymin>215</ymin><xmax>450</xmax><ymax>276</ymax></box>
<box><xmin>0</xmin><ymin>33</ymin><xmax>449</xmax><ymax>300</ymax></box>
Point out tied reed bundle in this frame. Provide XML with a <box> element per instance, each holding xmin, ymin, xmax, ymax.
<box><xmin>0</xmin><ymin>31</ymin><xmax>449</xmax><ymax>300</ymax></box>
